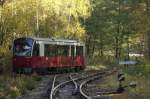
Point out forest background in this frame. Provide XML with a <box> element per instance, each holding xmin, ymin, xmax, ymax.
<box><xmin>0</xmin><ymin>0</ymin><xmax>150</xmax><ymax>98</ymax></box>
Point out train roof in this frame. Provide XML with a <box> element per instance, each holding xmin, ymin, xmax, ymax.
<box><xmin>15</xmin><ymin>37</ymin><xmax>85</xmax><ymax>46</ymax></box>
<box><xmin>33</xmin><ymin>37</ymin><xmax>77</xmax><ymax>43</ymax></box>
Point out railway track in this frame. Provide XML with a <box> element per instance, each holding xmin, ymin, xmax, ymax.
<box><xmin>20</xmin><ymin>69</ymin><xmax>121</xmax><ymax>99</ymax></box>
<box><xmin>50</xmin><ymin>73</ymin><xmax>76</xmax><ymax>99</ymax></box>
<box><xmin>49</xmin><ymin>70</ymin><xmax>116</xmax><ymax>99</ymax></box>
<box><xmin>79</xmin><ymin>70</ymin><xmax>117</xmax><ymax>99</ymax></box>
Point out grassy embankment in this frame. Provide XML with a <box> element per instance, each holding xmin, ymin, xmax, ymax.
<box><xmin>87</xmin><ymin>56</ymin><xmax>150</xmax><ymax>99</ymax></box>
<box><xmin>0</xmin><ymin>56</ymin><xmax>42</xmax><ymax>99</ymax></box>
<box><xmin>0</xmin><ymin>75</ymin><xmax>42</xmax><ymax>99</ymax></box>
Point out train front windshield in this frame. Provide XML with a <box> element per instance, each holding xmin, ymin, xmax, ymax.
<box><xmin>13</xmin><ymin>38</ymin><xmax>34</xmax><ymax>56</ymax></box>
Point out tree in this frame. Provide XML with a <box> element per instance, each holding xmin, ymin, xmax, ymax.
<box><xmin>0</xmin><ymin>0</ymin><xmax>92</xmax><ymax>56</ymax></box>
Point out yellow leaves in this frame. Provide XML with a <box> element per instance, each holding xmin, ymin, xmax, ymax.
<box><xmin>128</xmin><ymin>34</ymin><xmax>142</xmax><ymax>44</ymax></box>
<box><xmin>40</xmin><ymin>0</ymin><xmax>91</xmax><ymax>39</ymax></box>
<box><xmin>15</xmin><ymin>20</ymin><xmax>33</xmax><ymax>36</ymax></box>
<box><xmin>41</xmin><ymin>0</ymin><xmax>91</xmax><ymax>18</ymax></box>
<box><xmin>75</xmin><ymin>22</ymin><xmax>86</xmax><ymax>39</ymax></box>
<box><xmin>77</xmin><ymin>0</ymin><xmax>91</xmax><ymax>17</ymax></box>
<box><xmin>0</xmin><ymin>0</ymin><xmax>92</xmax><ymax>43</ymax></box>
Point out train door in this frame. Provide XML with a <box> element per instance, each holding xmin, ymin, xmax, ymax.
<box><xmin>31</xmin><ymin>41</ymin><xmax>45</xmax><ymax>68</ymax></box>
<box><xmin>75</xmin><ymin>45</ymin><xmax>85</xmax><ymax>69</ymax></box>
<box><xmin>58</xmin><ymin>45</ymin><xmax>70</xmax><ymax>67</ymax></box>
<box><xmin>76</xmin><ymin>46</ymin><xmax>83</xmax><ymax>65</ymax></box>
<box><xmin>32</xmin><ymin>43</ymin><xmax>40</xmax><ymax>56</ymax></box>
<box><xmin>32</xmin><ymin>42</ymin><xmax>40</xmax><ymax>68</ymax></box>
<box><xmin>44</xmin><ymin>44</ymin><xmax>57</xmax><ymax>67</ymax></box>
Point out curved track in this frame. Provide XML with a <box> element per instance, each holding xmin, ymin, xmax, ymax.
<box><xmin>79</xmin><ymin>70</ymin><xmax>118</xmax><ymax>99</ymax></box>
<box><xmin>49</xmin><ymin>70</ymin><xmax>111</xmax><ymax>99</ymax></box>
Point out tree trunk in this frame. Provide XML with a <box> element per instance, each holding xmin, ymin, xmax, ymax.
<box><xmin>144</xmin><ymin>0</ymin><xmax>150</xmax><ymax>59</ymax></box>
<box><xmin>115</xmin><ymin>36</ymin><xmax>119</xmax><ymax>60</ymax></box>
<box><xmin>148</xmin><ymin>33</ymin><xmax>150</xmax><ymax>59</ymax></box>
<box><xmin>115</xmin><ymin>0</ymin><xmax>121</xmax><ymax>61</ymax></box>
<box><xmin>99</xmin><ymin>43</ymin><xmax>103</xmax><ymax>57</ymax></box>
<box><xmin>144</xmin><ymin>33</ymin><xmax>150</xmax><ymax>59</ymax></box>
<box><xmin>85</xmin><ymin>36</ymin><xmax>91</xmax><ymax>56</ymax></box>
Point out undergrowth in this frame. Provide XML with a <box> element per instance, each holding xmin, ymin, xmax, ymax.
<box><xmin>0</xmin><ymin>75</ymin><xmax>42</xmax><ymax>99</ymax></box>
<box><xmin>87</xmin><ymin>56</ymin><xmax>150</xmax><ymax>99</ymax></box>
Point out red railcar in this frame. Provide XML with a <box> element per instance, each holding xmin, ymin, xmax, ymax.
<box><xmin>12</xmin><ymin>37</ymin><xmax>85</xmax><ymax>74</ymax></box>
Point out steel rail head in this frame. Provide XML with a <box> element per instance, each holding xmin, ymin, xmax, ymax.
<box><xmin>79</xmin><ymin>69</ymin><xmax>117</xmax><ymax>99</ymax></box>
<box><xmin>69</xmin><ymin>74</ymin><xmax>78</xmax><ymax>92</ymax></box>
<box><xmin>50</xmin><ymin>74</ymin><xmax>73</xmax><ymax>99</ymax></box>
<box><xmin>50</xmin><ymin>75</ymin><xmax>57</xmax><ymax>99</ymax></box>
<box><xmin>79</xmin><ymin>74</ymin><xmax>101</xmax><ymax>99</ymax></box>
<box><xmin>80</xmin><ymin>80</ymin><xmax>91</xmax><ymax>99</ymax></box>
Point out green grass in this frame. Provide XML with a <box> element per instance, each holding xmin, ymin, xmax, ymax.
<box><xmin>118</xmin><ymin>60</ymin><xmax>150</xmax><ymax>99</ymax></box>
<box><xmin>0</xmin><ymin>75</ymin><xmax>42</xmax><ymax>99</ymax></box>
<box><xmin>96</xmin><ymin>73</ymin><xmax>118</xmax><ymax>89</ymax></box>
<box><xmin>87</xmin><ymin>57</ymin><xmax>150</xmax><ymax>99</ymax></box>
<box><xmin>0</xmin><ymin>54</ymin><xmax>43</xmax><ymax>98</ymax></box>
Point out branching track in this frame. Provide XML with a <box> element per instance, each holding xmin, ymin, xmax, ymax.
<box><xmin>49</xmin><ymin>70</ymin><xmax>117</xmax><ymax>99</ymax></box>
<box><xmin>21</xmin><ymin>69</ymin><xmax>120</xmax><ymax>99</ymax></box>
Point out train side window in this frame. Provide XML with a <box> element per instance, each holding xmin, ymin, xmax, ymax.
<box><xmin>57</xmin><ymin>45</ymin><xmax>69</xmax><ymax>56</ymax></box>
<box><xmin>76</xmin><ymin>46</ymin><xmax>83</xmax><ymax>56</ymax></box>
<box><xmin>71</xmin><ymin>46</ymin><xmax>75</xmax><ymax>57</ymax></box>
<box><xmin>33</xmin><ymin>43</ymin><xmax>39</xmax><ymax>56</ymax></box>
<box><xmin>44</xmin><ymin>44</ymin><xmax>56</xmax><ymax>57</ymax></box>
